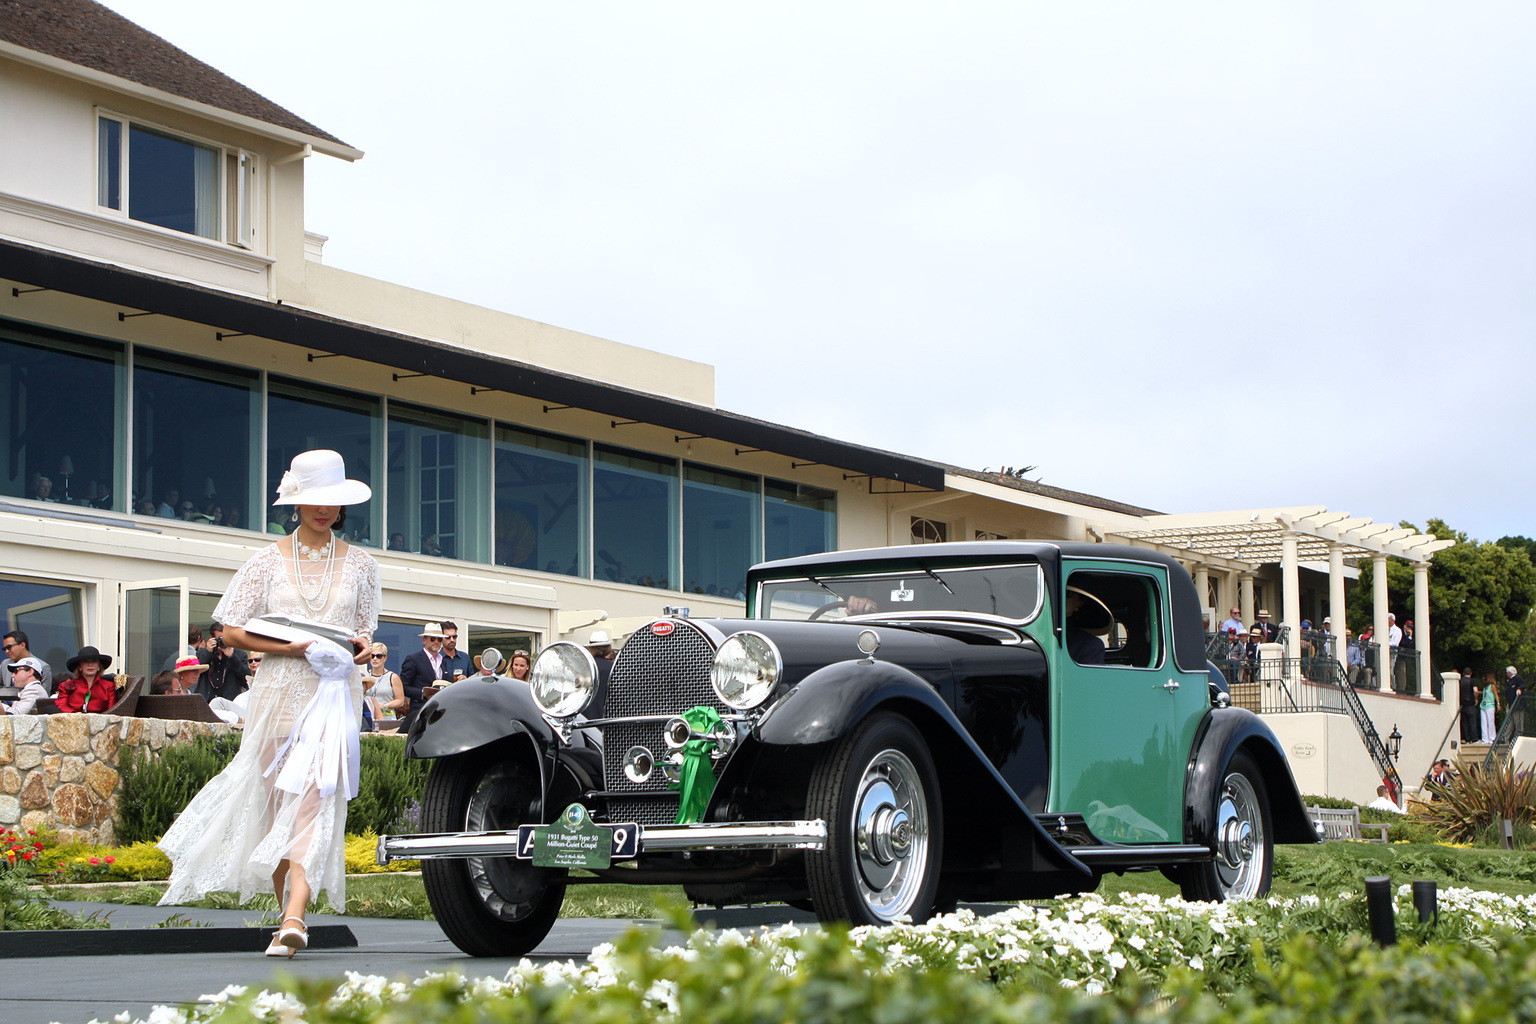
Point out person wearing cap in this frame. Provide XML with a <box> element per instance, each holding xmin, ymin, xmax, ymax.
<box><xmin>55</xmin><ymin>646</ymin><xmax>117</xmax><ymax>713</ymax></box>
<box><xmin>3</xmin><ymin>657</ymin><xmax>49</xmax><ymax>715</ymax></box>
<box><xmin>158</xmin><ymin>449</ymin><xmax>379</xmax><ymax>960</ymax></box>
<box><xmin>399</xmin><ymin>622</ymin><xmax>449</xmax><ymax>732</ymax></box>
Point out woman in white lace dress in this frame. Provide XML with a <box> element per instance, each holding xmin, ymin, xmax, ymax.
<box><xmin>158</xmin><ymin>450</ymin><xmax>380</xmax><ymax>958</ymax></box>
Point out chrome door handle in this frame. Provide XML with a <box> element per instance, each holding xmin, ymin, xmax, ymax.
<box><xmin>1162</xmin><ymin>680</ymin><xmax>1180</xmax><ymax>692</ymax></box>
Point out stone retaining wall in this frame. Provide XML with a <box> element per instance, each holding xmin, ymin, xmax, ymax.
<box><xmin>0</xmin><ymin>714</ymin><xmax>236</xmax><ymax>845</ymax></box>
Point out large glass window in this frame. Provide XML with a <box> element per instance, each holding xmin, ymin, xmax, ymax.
<box><xmin>765</xmin><ymin>480</ymin><xmax>836</xmax><ymax>561</ymax></box>
<box><xmin>387</xmin><ymin>404</ymin><xmax>490</xmax><ymax>562</ymax></box>
<box><xmin>593</xmin><ymin>444</ymin><xmax>678</xmax><ymax>590</ymax></box>
<box><xmin>98</xmin><ymin>117</ymin><xmax>223</xmax><ymax>240</ymax></box>
<box><xmin>683</xmin><ymin>464</ymin><xmax>759</xmax><ymax>599</ymax></box>
<box><xmin>268</xmin><ymin>379</ymin><xmax>382</xmax><ymax>544</ymax></box>
<box><xmin>132</xmin><ymin>353</ymin><xmax>258</xmax><ymax>526</ymax></box>
<box><xmin>0</xmin><ymin>576</ymin><xmax>84</xmax><ymax>678</ymax></box>
<box><xmin>0</xmin><ymin>322</ymin><xmax>124</xmax><ymax>509</ymax></box>
<box><xmin>494</xmin><ymin>426</ymin><xmax>588</xmax><ymax>577</ymax></box>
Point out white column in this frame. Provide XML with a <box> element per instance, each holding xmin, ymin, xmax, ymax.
<box><xmin>1194</xmin><ymin>564</ymin><xmax>1211</xmax><ymax>625</ymax></box>
<box><xmin>1415</xmin><ymin>561</ymin><xmax>1432</xmax><ymax>699</ymax></box>
<box><xmin>1240</xmin><ymin>573</ymin><xmax>1255</xmax><ymax>627</ymax></box>
<box><xmin>1320</xmin><ymin>540</ymin><xmax>1345</xmax><ymax>635</ymax></box>
<box><xmin>1373</xmin><ymin>554</ymin><xmax>1390</xmax><ymax>689</ymax></box>
<box><xmin>1281</xmin><ymin>532</ymin><xmax>1302</xmax><ymax>665</ymax></box>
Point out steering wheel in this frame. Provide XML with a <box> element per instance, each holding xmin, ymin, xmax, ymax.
<box><xmin>808</xmin><ymin>600</ymin><xmax>849</xmax><ymax>621</ymax></box>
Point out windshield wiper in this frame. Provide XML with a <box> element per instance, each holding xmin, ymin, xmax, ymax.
<box><xmin>921</xmin><ymin>567</ymin><xmax>954</xmax><ymax>595</ymax></box>
<box><xmin>805</xmin><ymin>575</ymin><xmax>842</xmax><ymax>599</ymax></box>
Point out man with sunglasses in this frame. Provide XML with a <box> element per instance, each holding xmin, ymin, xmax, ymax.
<box><xmin>399</xmin><ymin>622</ymin><xmax>448</xmax><ymax>733</ymax></box>
<box><xmin>1</xmin><ymin>631</ymin><xmax>52</xmax><ymax>692</ymax></box>
<box><xmin>440</xmin><ymin>620</ymin><xmax>470</xmax><ymax>682</ymax></box>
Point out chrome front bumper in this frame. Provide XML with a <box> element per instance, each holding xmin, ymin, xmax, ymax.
<box><xmin>376</xmin><ymin>819</ymin><xmax>828</xmax><ymax>864</ymax></box>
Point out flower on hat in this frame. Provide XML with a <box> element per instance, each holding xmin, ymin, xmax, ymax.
<box><xmin>277</xmin><ymin>470</ymin><xmax>302</xmax><ymax>502</ymax></box>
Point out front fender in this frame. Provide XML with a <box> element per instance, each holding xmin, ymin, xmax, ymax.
<box><xmin>404</xmin><ymin>677</ymin><xmax>559</xmax><ymax>760</ymax></box>
<box><xmin>1185</xmin><ymin>707</ymin><xmax>1318</xmax><ymax>847</ymax></box>
<box><xmin>755</xmin><ymin>659</ymin><xmax>954</xmax><ymax>746</ymax></box>
<box><xmin>753</xmin><ymin>659</ymin><xmax>1088</xmax><ymax>879</ymax></box>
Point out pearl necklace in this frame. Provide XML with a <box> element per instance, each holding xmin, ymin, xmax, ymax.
<box><xmin>296</xmin><ymin>535</ymin><xmax>333</xmax><ymax>562</ymax></box>
<box><xmin>291</xmin><ymin>532</ymin><xmax>337</xmax><ymax>613</ymax></box>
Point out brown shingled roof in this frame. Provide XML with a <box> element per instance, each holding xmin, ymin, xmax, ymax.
<box><xmin>0</xmin><ymin>0</ymin><xmax>352</xmax><ymax>151</ymax></box>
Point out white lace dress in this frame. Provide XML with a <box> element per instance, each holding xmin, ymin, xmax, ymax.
<box><xmin>158</xmin><ymin>543</ymin><xmax>381</xmax><ymax>909</ymax></box>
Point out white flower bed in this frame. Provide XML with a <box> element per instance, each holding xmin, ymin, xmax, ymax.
<box><xmin>86</xmin><ymin>887</ymin><xmax>1536</xmax><ymax>1024</ymax></box>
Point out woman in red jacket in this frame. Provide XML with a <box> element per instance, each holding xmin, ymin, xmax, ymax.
<box><xmin>55</xmin><ymin>646</ymin><xmax>116</xmax><ymax>713</ymax></box>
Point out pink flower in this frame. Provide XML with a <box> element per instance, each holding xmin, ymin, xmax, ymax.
<box><xmin>104</xmin><ymin>856</ymin><xmax>116</xmax><ymax>864</ymax></box>
<box><xmin>89</xmin><ymin>857</ymin><xmax>100</xmax><ymax>866</ymax></box>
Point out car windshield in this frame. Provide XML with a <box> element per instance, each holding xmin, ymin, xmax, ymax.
<box><xmin>756</xmin><ymin>563</ymin><xmax>1044</xmax><ymax>622</ymax></box>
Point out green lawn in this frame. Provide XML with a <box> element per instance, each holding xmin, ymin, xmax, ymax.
<box><xmin>47</xmin><ymin>841</ymin><xmax>1536</xmax><ymax>922</ymax></box>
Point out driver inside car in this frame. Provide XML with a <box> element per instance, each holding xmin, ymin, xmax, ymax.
<box><xmin>1064</xmin><ymin>590</ymin><xmax>1108</xmax><ymax>665</ymax></box>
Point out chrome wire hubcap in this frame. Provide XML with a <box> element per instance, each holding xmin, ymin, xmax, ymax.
<box><xmin>852</xmin><ymin>749</ymin><xmax>929</xmax><ymax>919</ymax></box>
<box><xmin>1214</xmin><ymin>771</ymin><xmax>1264</xmax><ymax>898</ymax></box>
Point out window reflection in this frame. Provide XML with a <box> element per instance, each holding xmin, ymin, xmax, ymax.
<box><xmin>132</xmin><ymin>353</ymin><xmax>257</xmax><ymax>528</ymax></box>
<box><xmin>0</xmin><ymin>577</ymin><xmax>84</xmax><ymax>678</ymax></box>
<box><xmin>0</xmin><ymin>323</ymin><xmax>123</xmax><ymax>510</ymax></box>
<box><xmin>494</xmin><ymin>426</ymin><xmax>587</xmax><ymax>576</ymax></box>
<box><xmin>594</xmin><ymin>445</ymin><xmax>677</xmax><ymax>589</ymax></box>
<box><xmin>683</xmin><ymin>464</ymin><xmax>759</xmax><ymax>598</ymax></box>
<box><xmin>387</xmin><ymin>403</ymin><xmax>489</xmax><ymax>562</ymax></box>
<box><xmin>765</xmin><ymin>480</ymin><xmax>836</xmax><ymax>561</ymax></box>
<box><xmin>267</xmin><ymin>379</ymin><xmax>381</xmax><ymax>544</ymax></box>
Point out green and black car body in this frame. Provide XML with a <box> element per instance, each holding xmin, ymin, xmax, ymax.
<box><xmin>380</xmin><ymin>541</ymin><xmax>1316</xmax><ymax>956</ymax></box>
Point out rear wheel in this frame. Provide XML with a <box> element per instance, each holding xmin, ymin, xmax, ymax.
<box><xmin>806</xmin><ymin>712</ymin><xmax>943</xmax><ymax>925</ymax></box>
<box><xmin>1179</xmin><ymin>750</ymin><xmax>1273</xmax><ymax>901</ymax></box>
<box><xmin>420</xmin><ymin>747</ymin><xmax>566</xmax><ymax>956</ymax></box>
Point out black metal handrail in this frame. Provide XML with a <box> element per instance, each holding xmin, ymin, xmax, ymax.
<box><xmin>1484</xmin><ymin>693</ymin><xmax>1531</xmax><ymax>771</ymax></box>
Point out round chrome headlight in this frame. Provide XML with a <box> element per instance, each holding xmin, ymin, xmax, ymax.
<box><xmin>529</xmin><ymin>642</ymin><xmax>597</xmax><ymax>719</ymax></box>
<box><xmin>711</xmin><ymin>631</ymin><xmax>782</xmax><ymax>710</ymax></box>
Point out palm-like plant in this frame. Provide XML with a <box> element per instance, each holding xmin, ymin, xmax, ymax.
<box><xmin>1417</xmin><ymin>757</ymin><xmax>1535</xmax><ymax>845</ymax></box>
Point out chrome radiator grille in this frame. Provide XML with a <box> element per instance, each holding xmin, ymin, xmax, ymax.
<box><xmin>602</xmin><ymin>621</ymin><xmax>721</xmax><ymax>826</ymax></box>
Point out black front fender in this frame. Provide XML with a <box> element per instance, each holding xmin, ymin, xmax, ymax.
<box><xmin>404</xmin><ymin>677</ymin><xmax>559</xmax><ymax>760</ymax></box>
<box><xmin>753</xmin><ymin>659</ymin><xmax>1088</xmax><ymax>879</ymax></box>
<box><xmin>1185</xmin><ymin>707</ymin><xmax>1318</xmax><ymax>847</ymax></box>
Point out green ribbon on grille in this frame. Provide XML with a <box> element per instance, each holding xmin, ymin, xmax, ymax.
<box><xmin>670</xmin><ymin>705</ymin><xmax>722</xmax><ymax>824</ymax></box>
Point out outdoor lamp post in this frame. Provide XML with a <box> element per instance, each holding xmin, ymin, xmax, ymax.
<box><xmin>1387</xmin><ymin>725</ymin><xmax>1402</xmax><ymax>761</ymax></box>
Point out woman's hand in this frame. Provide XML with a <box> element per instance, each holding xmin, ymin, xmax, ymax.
<box><xmin>282</xmin><ymin>639</ymin><xmax>315</xmax><ymax>658</ymax></box>
<box><xmin>350</xmin><ymin>634</ymin><xmax>371</xmax><ymax>665</ymax></box>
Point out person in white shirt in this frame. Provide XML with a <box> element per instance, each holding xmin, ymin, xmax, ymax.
<box><xmin>4</xmin><ymin>658</ymin><xmax>49</xmax><ymax>714</ymax></box>
<box><xmin>1219</xmin><ymin>607</ymin><xmax>1245</xmax><ymax>636</ymax></box>
<box><xmin>1365</xmin><ymin>784</ymin><xmax>1405</xmax><ymax>814</ymax></box>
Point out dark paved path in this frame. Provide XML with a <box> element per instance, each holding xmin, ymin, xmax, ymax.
<box><xmin>1</xmin><ymin>901</ymin><xmax>821</xmax><ymax>1024</ymax></box>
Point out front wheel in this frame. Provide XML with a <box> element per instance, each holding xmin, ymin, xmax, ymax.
<box><xmin>1179</xmin><ymin>750</ymin><xmax>1273</xmax><ymax>901</ymax></box>
<box><xmin>419</xmin><ymin>746</ymin><xmax>566</xmax><ymax>956</ymax></box>
<box><xmin>806</xmin><ymin>712</ymin><xmax>943</xmax><ymax>925</ymax></box>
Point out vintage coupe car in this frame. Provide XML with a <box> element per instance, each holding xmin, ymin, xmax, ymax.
<box><xmin>380</xmin><ymin>541</ymin><xmax>1316</xmax><ymax>956</ymax></box>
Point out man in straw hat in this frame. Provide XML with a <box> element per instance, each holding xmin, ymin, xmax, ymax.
<box><xmin>399</xmin><ymin>621</ymin><xmax>449</xmax><ymax>732</ymax></box>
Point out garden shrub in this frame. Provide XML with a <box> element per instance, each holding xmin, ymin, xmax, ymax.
<box><xmin>116</xmin><ymin>732</ymin><xmax>241</xmax><ymax>844</ymax></box>
<box><xmin>116</xmin><ymin>732</ymin><xmax>430</xmax><ymax>845</ymax></box>
<box><xmin>348</xmin><ymin>735</ymin><xmax>432</xmax><ymax>836</ymax></box>
<box><xmin>345</xmin><ymin>830</ymin><xmax>418</xmax><ymax>873</ymax></box>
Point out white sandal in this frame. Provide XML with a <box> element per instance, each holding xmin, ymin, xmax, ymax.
<box><xmin>272</xmin><ymin>915</ymin><xmax>308</xmax><ymax>955</ymax></box>
<box><xmin>264</xmin><ymin>930</ymin><xmax>294</xmax><ymax>958</ymax></box>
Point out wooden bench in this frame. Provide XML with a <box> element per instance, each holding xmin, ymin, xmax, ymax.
<box><xmin>1306</xmin><ymin>804</ymin><xmax>1391</xmax><ymax>842</ymax></box>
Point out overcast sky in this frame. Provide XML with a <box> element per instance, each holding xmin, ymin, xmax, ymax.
<box><xmin>104</xmin><ymin>2</ymin><xmax>1536</xmax><ymax>544</ymax></box>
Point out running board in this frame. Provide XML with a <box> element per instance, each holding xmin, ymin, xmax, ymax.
<box><xmin>1069</xmin><ymin>843</ymin><xmax>1212</xmax><ymax>867</ymax></box>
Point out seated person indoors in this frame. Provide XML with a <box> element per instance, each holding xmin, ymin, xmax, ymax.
<box><xmin>4</xmin><ymin>657</ymin><xmax>50</xmax><ymax>715</ymax></box>
<box><xmin>55</xmin><ymin>646</ymin><xmax>116</xmax><ymax>713</ymax></box>
<box><xmin>1064</xmin><ymin>591</ymin><xmax>1108</xmax><ymax>666</ymax></box>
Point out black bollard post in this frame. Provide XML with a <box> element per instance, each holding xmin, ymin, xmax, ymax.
<box><xmin>1364</xmin><ymin>876</ymin><xmax>1396</xmax><ymax>947</ymax></box>
<box><xmin>1412</xmin><ymin>880</ymin><xmax>1438</xmax><ymax>925</ymax></box>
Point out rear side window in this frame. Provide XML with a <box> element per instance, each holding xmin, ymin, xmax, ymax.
<box><xmin>1064</xmin><ymin>570</ymin><xmax>1162</xmax><ymax>669</ymax></box>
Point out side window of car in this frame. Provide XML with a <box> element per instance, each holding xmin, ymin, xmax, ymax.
<box><xmin>1063</xmin><ymin>570</ymin><xmax>1162</xmax><ymax>669</ymax></box>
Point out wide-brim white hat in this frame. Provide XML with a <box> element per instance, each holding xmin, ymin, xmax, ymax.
<box><xmin>274</xmin><ymin>449</ymin><xmax>372</xmax><ymax>506</ymax></box>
